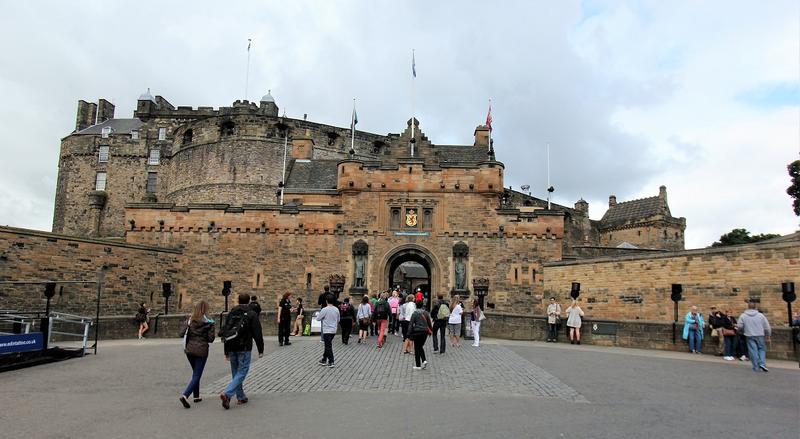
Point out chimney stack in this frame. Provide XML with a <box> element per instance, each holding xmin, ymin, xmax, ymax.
<box><xmin>97</xmin><ymin>99</ymin><xmax>115</xmax><ymax>123</ymax></box>
<box><xmin>609</xmin><ymin>195</ymin><xmax>617</xmax><ymax>207</ymax></box>
<box><xmin>659</xmin><ymin>185</ymin><xmax>667</xmax><ymax>203</ymax></box>
<box><xmin>473</xmin><ymin>125</ymin><xmax>490</xmax><ymax>147</ymax></box>
<box><xmin>291</xmin><ymin>129</ymin><xmax>315</xmax><ymax>160</ymax></box>
<box><xmin>75</xmin><ymin>100</ymin><xmax>97</xmax><ymax>132</ymax></box>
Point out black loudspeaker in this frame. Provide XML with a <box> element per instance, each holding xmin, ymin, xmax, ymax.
<box><xmin>782</xmin><ymin>282</ymin><xmax>796</xmax><ymax>303</ymax></box>
<box><xmin>671</xmin><ymin>284</ymin><xmax>683</xmax><ymax>302</ymax></box>
<box><xmin>570</xmin><ymin>282</ymin><xmax>581</xmax><ymax>299</ymax></box>
<box><xmin>222</xmin><ymin>280</ymin><xmax>232</xmax><ymax>297</ymax></box>
<box><xmin>162</xmin><ymin>282</ymin><xmax>172</xmax><ymax>298</ymax></box>
<box><xmin>44</xmin><ymin>282</ymin><xmax>57</xmax><ymax>299</ymax></box>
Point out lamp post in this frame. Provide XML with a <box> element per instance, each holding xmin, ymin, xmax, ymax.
<box><xmin>671</xmin><ymin>284</ymin><xmax>683</xmax><ymax>344</ymax></box>
<box><xmin>222</xmin><ymin>280</ymin><xmax>232</xmax><ymax>313</ymax></box>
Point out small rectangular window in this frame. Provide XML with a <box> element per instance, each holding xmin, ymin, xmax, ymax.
<box><xmin>146</xmin><ymin>172</ymin><xmax>157</xmax><ymax>193</ymax></box>
<box><xmin>95</xmin><ymin>172</ymin><xmax>107</xmax><ymax>191</ymax></box>
<box><xmin>98</xmin><ymin>145</ymin><xmax>109</xmax><ymax>163</ymax></box>
<box><xmin>131</xmin><ymin>130</ymin><xmax>139</xmax><ymax>140</ymax></box>
<box><xmin>148</xmin><ymin>148</ymin><xmax>160</xmax><ymax>165</ymax></box>
<box><xmin>158</xmin><ymin>127</ymin><xmax>166</xmax><ymax>140</ymax></box>
<box><xmin>101</xmin><ymin>126</ymin><xmax>112</xmax><ymax>138</ymax></box>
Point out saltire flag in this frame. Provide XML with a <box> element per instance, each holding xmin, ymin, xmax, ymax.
<box><xmin>486</xmin><ymin>101</ymin><xmax>493</xmax><ymax>131</ymax></box>
<box><xmin>412</xmin><ymin>50</ymin><xmax>416</xmax><ymax>78</ymax></box>
<box><xmin>351</xmin><ymin>106</ymin><xmax>358</xmax><ymax>130</ymax></box>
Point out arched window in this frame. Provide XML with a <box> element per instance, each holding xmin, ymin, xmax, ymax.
<box><xmin>220</xmin><ymin>121</ymin><xmax>235</xmax><ymax>137</ymax></box>
<box><xmin>182</xmin><ymin>129</ymin><xmax>193</xmax><ymax>145</ymax></box>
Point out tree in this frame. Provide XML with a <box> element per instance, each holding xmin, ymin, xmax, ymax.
<box><xmin>788</xmin><ymin>160</ymin><xmax>800</xmax><ymax>216</ymax></box>
<box><xmin>711</xmin><ymin>228</ymin><xmax>781</xmax><ymax>247</ymax></box>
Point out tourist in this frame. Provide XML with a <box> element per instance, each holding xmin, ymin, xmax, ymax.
<box><xmin>448</xmin><ymin>297</ymin><xmax>463</xmax><ymax>347</ymax></box>
<box><xmin>408</xmin><ymin>300</ymin><xmax>433</xmax><ymax>370</ymax></box>
<box><xmin>682</xmin><ymin>305</ymin><xmax>705</xmax><ymax>354</ymax></box>
<box><xmin>249</xmin><ymin>295</ymin><xmax>262</xmax><ymax>316</ymax></box>
<box><xmin>431</xmin><ymin>294</ymin><xmax>450</xmax><ymax>354</ymax></box>
<box><xmin>373</xmin><ymin>293</ymin><xmax>391</xmax><ymax>349</ymax></box>
<box><xmin>318</xmin><ymin>286</ymin><xmax>331</xmax><ymax>342</ymax></box>
<box><xmin>470</xmin><ymin>299</ymin><xmax>484</xmax><ymax>347</ymax></box>
<box><xmin>357</xmin><ymin>295</ymin><xmax>372</xmax><ymax>343</ymax></box>
<box><xmin>388</xmin><ymin>290</ymin><xmax>400</xmax><ymax>335</ymax></box>
<box><xmin>178</xmin><ymin>300</ymin><xmax>215</xmax><ymax>409</ymax></box>
<box><xmin>316</xmin><ymin>294</ymin><xmax>340</xmax><ymax>368</ymax></box>
<box><xmin>400</xmin><ymin>295</ymin><xmax>417</xmax><ymax>354</ymax></box>
<box><xmin>720</xmin><ymin>308</ymin><xmax>738</xmax><ymax>361</ymax></box>
<box><xmin>415</xmin><ymin>288</ymin><xmax>423</xmax><ymax>303</ymax></box>
<box><xmin>135</xmin><ymin>302</ymin><xmax>150</xmax><ymax>340</ymax></box>
<box><xmin>566</xmin><ymin>299</ymin><xmax>584</xmax><ymax>345</ymax></box>
<box><xmin>277</xmin><ymin>292</ymin><xmax>292</xmax><ymax>346</ymax></box>
<box><xmin>369</xmin><ymin>293</ymin><xmax>379</xmax><ymax>336</ymax></box>
<box><xmin>338</xmin><ymin>297</ymin><xmax>356</xmax><ymax>344</ymax></box>
<box><xmin>220</xmin><ymin>293</ymin><xmax>264</xmax><ymax>409</ymax></box>
<box><xmin>708</xmin><ymin>305</ymin><xmax>724</xmax><ymax>356</ymax></box>
<box><xmin>737</xmin><ymin>300</ymin><xmax>772</xmax><ymax>372</ymax></box>
<box><xmin>546</xmin><ymin>297</ymin><xmax>561</xmax><ymax>342</ymax></box>
<box><xmin>291</xmin><ymin>297</ymin><xmax>304</xmax><ymax>336</ymax></box>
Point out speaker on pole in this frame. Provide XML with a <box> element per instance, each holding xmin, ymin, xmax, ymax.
<box><xmin>671</xmin><ymin>284</ymin><xmax>683</xmax><ymax>302</ymax></box>
<box><xmin>782</xmin><ymin>282</ymin><xmax>796</xmax><ymax>303</ymax></box>
<box><xmin>570</xmin><ymin>282</ymin><xmax>581</xmax><ymax>299</ymax></box>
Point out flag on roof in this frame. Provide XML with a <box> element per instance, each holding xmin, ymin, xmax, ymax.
<box><xmin>351</xmin><ymin>105</ymin><xmax>358</xmax><ymax>130</ymax></box>
<box><xmin>486</xmin><ymin>100</ymin><xmax>493</xmax><ymax>131</ymax></box>
<box><xmin>412</xmin><ymin>50</ymin><xmax>416</xmax><ymax>78</ymax></box>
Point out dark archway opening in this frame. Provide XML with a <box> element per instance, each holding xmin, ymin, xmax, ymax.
<box><xmin>387</xmin><ymin>253</ymin><xmax>432</xmax><ymax>310</ymax></box>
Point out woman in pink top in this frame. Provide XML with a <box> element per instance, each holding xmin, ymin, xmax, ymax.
<box><xmin>388</xmin><ymin>290</ymin><xmax>400</xmax><ymax>336</ymax></box>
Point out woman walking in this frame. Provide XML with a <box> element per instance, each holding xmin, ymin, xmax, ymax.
<box><xmin>338</xmin><ymin>297</ymin><xmax>356</xmax><ymax>344</ymax></box>
<box><xmin>178</xmin><ymin>300</ymin><xmax>215</xmax><ymax>408</ymax></box>
<box><xmin>565</xmin><ymin>299</ymin><xmax>585</xmax><ymax>344</ymax></box>
<box><xmin>357</xmin><ymin>295</ymin><xmax>372</xmax><ymax>343</ymax></box>
<box><xmin>135</xmin><ymin>302</ymin><xmax>150</xmax><ymax>340</ymax></box>
<box><xmin>408</xmin><ymin>301</ymin><xmax>433</xmax><ymax>370</ymax></box>
<box><xmin>277</xmin><ymin>292</ymin><xmax>293</xmax><ymax>346</ymax></box>
<box><xmin>470</xmin><ymin>299</ymin><xmax>484</xmax><ymax>347</ymax></box>
<box><xmin>400</xmin><ymin>295</ymin><xmax>416</xmax><ymax>354</ymax></box>
<box><xmin>291</xmin><ymin>297</ymin><xmax>305</xmax><ymax>336</ymax></box>
<box><xmin>448</xmin><ymin>297</ymin><xmax>463</xmax><ymax>347</ymax></box>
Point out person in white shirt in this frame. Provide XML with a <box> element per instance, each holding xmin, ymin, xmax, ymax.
<box><xmin>448</xmin><ymin>297</ymin><xmax>464</xmax><ymax>347</ymax></box>
<box><xmin>399</xmin><ymin>295</ymin><xmax>416</xmax><ymax>354</ymax></box>
<box><xmin>546</xmin><ymin>297</ymin><xmax>562</xmax><ymax>342</ymax></box>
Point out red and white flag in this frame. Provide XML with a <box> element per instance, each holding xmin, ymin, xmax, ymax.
<box><xmin>486</xmin><ymin>101</ymin><xmax>493</xmax><ymax>131</ymax></box>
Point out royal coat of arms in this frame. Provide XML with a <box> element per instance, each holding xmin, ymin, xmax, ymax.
<box><xmin>405</xmin><ymin>209</ymin><xmax>418</xmax><ymax>227</ymax></box>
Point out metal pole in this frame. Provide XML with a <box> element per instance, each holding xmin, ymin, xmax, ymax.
<box><xmin>672</xmin><ymin>301</ymin><xmax>678</xmax><ymax>344</ymax></box>
<box><xmin>280</xmin><ymin>124</ymin><xmax>288</xmax><ymax>205</ymax></box>
<box><xmin>93</xmin><ymin>265</ymin><xmax>107</xmax><ymax>355</ymax></box>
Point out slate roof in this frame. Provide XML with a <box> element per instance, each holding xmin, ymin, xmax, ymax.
<box><xmin>75</xmin><ymin>118</ymin><xmax>144</xmax><ymax>135</ymax></box>
<box><xmin>400</xmin><ymin>263</ymin><xmax>428</xmax><ymax>278</ymax></box>
<box><xmin>285</xmin><ymin>159</ymin><xmax>339</xmax><ymax>190</ymax></box>
<box><xmin>600</xmin><ymin>196</ymin><xmax>668</xmax><ymax>227</ymax></box>
<box><xmin>437</xmin><ymin>145</ymin><xmax>492</xmax><ymax>164</ymax></box>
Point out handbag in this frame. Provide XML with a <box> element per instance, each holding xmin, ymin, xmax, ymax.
<box><xmin>710</xmin><ymin>328</ymin><xmax>719</xmax><ymax>337</ymax></box>
<box><xmin>478</xmin><ymin>310</ymin><xmax>486</xmax><ymax>321</ymax></box>
<box><xmin>721</xmin><ymin>327</ymin><xmax>736</xmax><ymax>336</ymax></box>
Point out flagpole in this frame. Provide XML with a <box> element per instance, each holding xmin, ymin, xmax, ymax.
<box><xmin>547</xmin><ymin>143</ymin><xmax>551</xmax><ymax>210</ymax></box>
<box><xmin>280</xmin><ymin>109</ymin><xmax>288</xmax><ymax>206</ymax></box>
<box><xmin>351</xmin><ymin>98</ymin><xmax>356</xmax><ymax>154</ymax></box>
<box><xmin>488</xmin><ymin>98</ymin><xmax>492</xmax><ymax>152</ymax></box>
<box><xmin>245</xmin><ymin>39</ymin><xmax>252</xmax><ymax>100</ymax></box>
<box><xmin>411</xmin><ymin>49</ymin><xmax>416</xmax><ymax>157</ymax></box>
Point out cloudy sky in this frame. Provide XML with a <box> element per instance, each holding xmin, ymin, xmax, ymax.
<box><xmin>0</xmin><ymin>1</ymin><xmax>797</xmax><ymax>248</ymax></box>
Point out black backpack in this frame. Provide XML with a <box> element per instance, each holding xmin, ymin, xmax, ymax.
<box><xmin>218</xmin><ymin>308</ymin><xmax>249</xmax><ymax>342</ymax></box>
<box><xmin>375</xmin><ymin>300</ymin><xmax>389</xmax><ymax>319</ymax></box>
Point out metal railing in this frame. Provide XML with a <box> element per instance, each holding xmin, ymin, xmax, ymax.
<box><xmin>0</xmin><ymin>313</ymin><xmax>34</xmax><ymax>335</ymax></box>
<box><xmin>46</xmin><ymin>312</ymin><xmax>93</xmax><ymax>356</ymax></box>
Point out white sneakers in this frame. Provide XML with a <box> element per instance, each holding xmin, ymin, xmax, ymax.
<box><xmin>422</xmin><ymin>361</ymin><xmax>428</xmax><ymax>369</ymax></box>
<box><xmin>723</xmin><ymin>356</ymin><xmax>735</xmax><ymax>361</ymax></box>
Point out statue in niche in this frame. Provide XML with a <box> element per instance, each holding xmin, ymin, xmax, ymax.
<box><xmin>355</xmin><ymin>255</ymin><xmax>366</xmax><ymax>288</ymax></box>
<box><xmin>455</xmin><ymin>260</ymin><xmax>466</xmax><ymax>290</ymax></box>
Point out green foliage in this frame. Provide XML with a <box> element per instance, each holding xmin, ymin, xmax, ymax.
<box><xmin>788</xmin><ymin>160</ymin><xmax>800</xmax><ymax>216</ymax></box>
<box><xmin>711</xmin><ymin>228</ymin><xmax>781</xmax><ymax>247</ymax></box>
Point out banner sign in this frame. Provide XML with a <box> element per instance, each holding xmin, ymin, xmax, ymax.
<box><xmin>0</xmin><ymin>332</ymin><xmax>44</xmax><ymax>354</ymax></box>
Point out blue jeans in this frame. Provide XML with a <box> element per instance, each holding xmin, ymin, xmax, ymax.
<box><xmin>723</xmin><ymin>336</ymin><xmax>736</xmax><ymax>357</ymax></box>
<box><xmin>182</xmin><ymin>354</ymin><xmax>208</xmax><ymax>398</ymax></box>
<box><xmin>688</xmin><ymin>330</ymin><xmax>702</xmax><ymax>352</ymax></box>
<box><xmin>746</xmin><ymin>336</ymin><xmax>767</xmax><ymax>371</ymax></box>
<box><xmin>224</xmin><ymin>351</ymin><xmax>252</xmax><ymax>400</ymax></box>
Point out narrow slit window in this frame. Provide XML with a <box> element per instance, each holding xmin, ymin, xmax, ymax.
<box><xmin>158</xmin><ymin>127</ymin><xmax>166</xmax><ymax>140</ymax></box>
<box><xmin>146</xmin><ymin>172</ymin><xmax>157</xmax><ymax>193</ymax></box>
<box><xmin>148</xmin><ymin>148</ymin><xmax>160</xmax><ymax>165</ymax></box>
<box><xmin>95</xmin><ymin>172</ymin><xmax>107</xmax><ymax>191</ymax></box>
<box><xmin>98</xmin><ymin>145</ymin><xmax>109</xmax><ymax>163</ymax></box>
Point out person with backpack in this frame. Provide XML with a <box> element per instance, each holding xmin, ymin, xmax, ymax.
<box><xmin>369</xmin><ymin>293</ymin><xmax>379</xmax><ymax>336</ymax></box>
<box><xmin>178</xmin><ymin>300</ymin><xmax>215</xmax><ymax>409</ymax></box>
<box><xmin>277</xmin><ymin>292</ymin><xmax>293</xmax><ymax>346</ymax></box>
<box><xmin>388</xmin><ymin>290</ymin><xmax>400</xmax><ymax>336</ymax></box>
<box><xmin>338</xmin><ymin>297</ymin><xmax>356</xmax><ymax>344</ymax></box>
<box><xmin>249</xmin><ymin>296</ymin><xmax>262</xmax><ymax>316</ymax></box>
<box><xmin>316</xmin><ymin>294</ymin><xmax>340</xmax><ymax>368</ymax></box>
<box><xmin>356</xmin><ymin>295</ymin><xmax>372</xmax><ymax>343</ymax></box>
<box><xmin>219</xmin><ymin>293</ymin><xmax>264</xmax><ymax>409</ymax></box>
<box><xmin>431</xmin><ymin>294</ymin><xmax>450</xmax><ymax>354</ymax></box>
<box><xmin>373</xmin><ymin>293</ymin><xmax>391</xmax><ymax>349</ymax></box>
<box><xmin>408</xmin><ymin>301</ymin><xmax>433</xmax><ymax>370</ymax></box>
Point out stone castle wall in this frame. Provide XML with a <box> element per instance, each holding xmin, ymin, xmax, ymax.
<box><xmin>543</xmin><ymin>240</ymin><xmax>800</xmax><ymax>324</ymax></box>
<box><xmin>0</xmin><ymin>227</ymin><xmax>184</xmax><ymax>316</ymax></box>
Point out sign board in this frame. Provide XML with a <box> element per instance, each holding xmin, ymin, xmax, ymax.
<box><xmin>591</xmin><ymin>322</ymin><xmax>617</xmax><ymax>336</ymax></box>
<box><xmin>394</xmin><ymin>231</ymin><xmax>430</xmax><ymax>236</ymax></box>
<box><xmin>0</xmin><ymin>332</ymin><xmax>44</xmax><ymax>354</ymax></box>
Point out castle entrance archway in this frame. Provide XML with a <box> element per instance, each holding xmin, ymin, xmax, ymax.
<box><xmin>382</xmin><ymin>245</ymin><xmax>438</xmax><ymax>311</ymax></box>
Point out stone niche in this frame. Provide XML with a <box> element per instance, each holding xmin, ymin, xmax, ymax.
<box><xmin>451</xmin><ymin>241</ymin><xmax>470</xmax><ymax>296</ymax></box>
<box><xmin>349</xmin><ymin>240</ymin><xmax>368</xmax><ymax>297</ymax></box>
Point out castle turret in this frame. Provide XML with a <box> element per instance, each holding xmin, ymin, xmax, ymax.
<box><xmin>260</xmin><ymin>90</ymin><xmax>279</xmax><ymax>116</ymax></box>
<box><xmin>574</xmin><ymin>198</ymin><xmax>589</xmax><ymax>215</ymax></box>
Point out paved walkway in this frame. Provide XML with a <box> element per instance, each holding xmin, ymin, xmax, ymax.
<box><xmin>1</xmin><ymin>334</ymin><xmax>797</xmax><ymax>439</ymax></box>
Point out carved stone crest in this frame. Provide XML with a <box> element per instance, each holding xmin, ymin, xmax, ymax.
<box><xmin>405</xmin><ymin>209</ymin><xmax>418</xmax><ymax>227</ymax></box>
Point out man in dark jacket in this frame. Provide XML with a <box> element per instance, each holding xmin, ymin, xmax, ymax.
<box><xmin>220</xmin><ymin>293</ymin><xmax>264</xmax><ymax>409</ymax></box>
<box><xmin>249</xmin><ymin>295</ymin><xmax>262</xmax><ymax>316</ymax></box>
<box><xmin>430</xmin><ymin>294</ymin><xmax>449</xmax><ymax>354</ymax></box>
